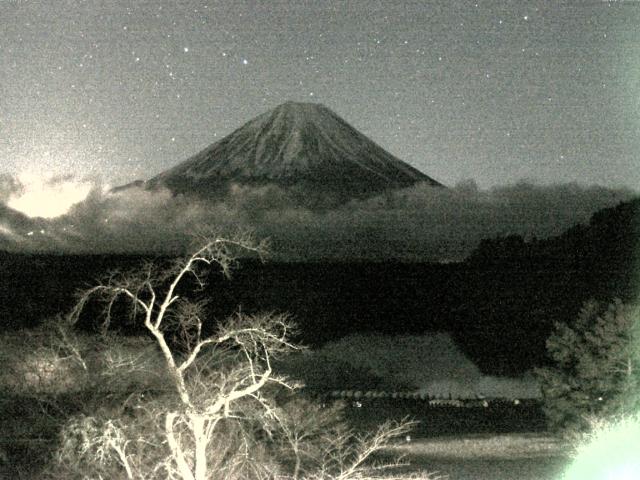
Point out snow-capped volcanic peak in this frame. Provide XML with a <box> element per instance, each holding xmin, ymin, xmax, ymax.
<box><xmin>146</xmin><ymin>101</ymin><xmax>442</xmax><ymax>198</ymax></box>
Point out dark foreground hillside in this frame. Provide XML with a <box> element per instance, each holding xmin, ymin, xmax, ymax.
<box><xmin>1</xmin><ymin>198</ymin><xmax>638</xmax><ymax>375</ymax></box>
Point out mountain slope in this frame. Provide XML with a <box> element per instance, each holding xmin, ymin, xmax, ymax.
<box><xmin>142</xmin><ymin>101</ymin><xmax>442</xmax><ymax>199</ymax></box>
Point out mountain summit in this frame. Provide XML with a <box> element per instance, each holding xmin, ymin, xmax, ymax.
<box><xmin>141</xmin><ymin>101</ymin><xmax>442</xmax><ymax>199</ymax></box>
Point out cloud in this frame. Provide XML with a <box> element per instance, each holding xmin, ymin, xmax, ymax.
<box><xmin>0</xmin><ymin>179</ymin><xmax>634</xmax><ymax>260</ymax></box>
<box><xmin>237</xmin><ymin>180</ymin><xmax>634</xmax><ymax>261</ymax></box>
<box><xmin>0</xmin><ymin>174</ymin><xmax>24</xmax><ymax>203</ymax></box>
<box><xmin>3</xmin><ymin>173</ymin><xmax>93</xmax><ymax>219</ymax></box>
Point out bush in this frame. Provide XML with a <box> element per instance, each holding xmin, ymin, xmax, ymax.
<box><xmin>0</xmin><ymin>318</ymin><xmax>173</xmax><ymax>478</ymax></box>
<box><xmin>536</xmin><ymin>299</ymin><xmax>640</xmax><ymax>435</ymax></box>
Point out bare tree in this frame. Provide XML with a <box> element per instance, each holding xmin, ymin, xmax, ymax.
<box><xmin>274</xmin><ymin>397</ymin><xmax>416</xmax><ymax>480</ymax></box>
<box><xmin>54</xmin><ymin>236</ymin><xmax>420</xmax><ymax>480</ymax></box>
<box><xmin>319</xmin><ymin>420</ymin><xmax>413</xmax><ymax>480</ymax></box>
<box><xmin>63</xmin><ymin>236</ymin><xmax>304</xmax><ymax>480</ymax></box>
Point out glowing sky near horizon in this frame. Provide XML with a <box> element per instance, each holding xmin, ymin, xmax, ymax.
<box><xmin>1</xmin><ymin>1</ymin><xmax>639</xmax><ymax>189</ymax></box>
<box><xmin>7</xmin><ymin>173</ymin><xmax>93</xmax><ymax>219</ymax></box>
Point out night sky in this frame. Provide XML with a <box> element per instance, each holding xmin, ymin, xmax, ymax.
<box><xmin>2</xmin><ymin>0</ymin><xmax>638</xmax><ymax>190</ymax></box>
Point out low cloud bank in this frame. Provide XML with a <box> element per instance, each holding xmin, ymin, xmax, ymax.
<box><xmin>0</xmin><ymin>177</ymin><xmax>634</xmax><ymax>260</ymax></box>
<box><xmin>0</xmin><ymin>174</ymin><xmax>24</xmax><ymax>203</ymax></box>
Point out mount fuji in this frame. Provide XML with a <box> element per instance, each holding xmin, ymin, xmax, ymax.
<box><xmin>117</xmin><ymin>102</ymin><xmax>442</xmax><ymax>201</ymax></box>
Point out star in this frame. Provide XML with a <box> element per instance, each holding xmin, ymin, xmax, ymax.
<box><xmin>1</xmin><ymin>1</ymin><xmax>635</xmax><ymax>197</ymax></box>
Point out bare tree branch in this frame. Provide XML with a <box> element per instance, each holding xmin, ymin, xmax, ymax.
<box><xmin>58</xmin><ymin>236</ymin><xmax>416</xmax><ymax>480</ymax></box>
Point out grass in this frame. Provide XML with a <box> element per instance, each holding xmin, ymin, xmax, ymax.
<box><xmin>389</xmin><ymin>432</ymin><xmax>568</xmax><ymax>459</ymax></box>
<box><xmin>1</xmin><ymin>391</ymin><xmax>571</xmax><ymax>480</ymax></box>
<box><xmin>383</xmin><ymin>433</ymin><xmax>571</xmax><ymax>480</ymax></box>
<box><xmin>341</xmin><ymin>400</ymin><xmax>571</xmax><ymax>480</ymax></box>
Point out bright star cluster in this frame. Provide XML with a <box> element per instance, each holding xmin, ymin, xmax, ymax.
<box><xmin>1</xmin><ymin>0</ymin><xmax>638</xmax><ymax>189</ymax></box>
